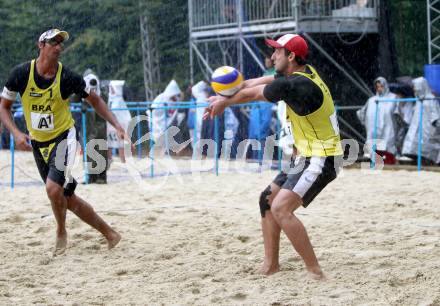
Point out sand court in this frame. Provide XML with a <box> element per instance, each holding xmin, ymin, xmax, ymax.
<box><xmin>0</xmin><ymin>151</ymin><xmax>439</xmax><ymax>305</ymax></box>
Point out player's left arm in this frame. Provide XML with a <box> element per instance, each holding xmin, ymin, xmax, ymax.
<box><xmin>242</xmin><ymin>75</ymin><xmax>275</xmax><ymax>89</ymax></box>
<box><xmin>84</xmin><ymin>92</ymin><xmax>127</xmax><ymax>140</ymax></box>
<box><xmin>65</xmin><ymin>67</ymin><xmax>128</xmax><ymax>140</ymax></box>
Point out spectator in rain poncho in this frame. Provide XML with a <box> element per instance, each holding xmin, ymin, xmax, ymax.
<box><xmin>107</xmin><ymin>80</ymin><xmax>132</xmax><ymax>163</ymax></box>
<box><xmin>188</xmin><ymin>81</ymin><xmax>209</xmax><ymax>149</ymax></box>
<box><xmin>150</xmin><ymin>79</ymin><xmax>182</xmax><ymax>144</ymax></box>
<box><xmin>402</xmin><ymin>77</ymin><xmax>440</xmax><ymax>165</ymax></box>
<box><xmin>389</xmin><ymin>82</ymin><xmax>415</xmax><ymax>157</ymax></box>
<box><xmin>357</xmin><ymin>77</ymin><xmax>397</xmax><ymax>164</ymax></box>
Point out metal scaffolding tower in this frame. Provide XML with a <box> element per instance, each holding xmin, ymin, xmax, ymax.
<box><xmin>188</xmin><ymin>0</ymin><xmax>379</xmax><ymax>95</ymax></box>
<box><xmin>140</xmin><ymin>13</ymin><xmax>161</xmax><ymax>100</ymax></box>
<box><xmin>427</xmin><ymin>0</ymin><xmax>440</xmax><ymax>63</ymax></box>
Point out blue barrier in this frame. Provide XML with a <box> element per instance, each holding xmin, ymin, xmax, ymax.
<box><xmin>5</xmin><ymin>100</ymin><xmax>338</xmax><ymax>188</ymax></box>
<box><xmin>10</xmin><ymin>134</ymin><xmax>14</xmax><ymax>189</ymax></box>
<box><xmin>148</xmin><ymin>109</ymin><xmax>154</xmax><ymax>178</ymax></box>
<box><xmin>136</xmin><ymin>105</ymin><xmax>142</xmax><ymax>158</ymax></box>
<box><xmin>81</xmin><ymin>110</ymin><xmax>89</xmax><ymax>184</ymax></box>
<box><xmin>214</xmin><ymin>115</ymin><xmax>219</xmax><ymax>176</ymax></box>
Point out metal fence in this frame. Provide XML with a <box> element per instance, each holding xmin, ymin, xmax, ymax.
<box><xmin>190</xmin><ymin>0</ymin><xmax>296</xmax><ymax>29</ymax></box>
<box><xmin>299</xmin><ymin>0</ymin><xmax>378</xmax><ymax>19</ymax></box>
<box><xmin>190</xmin><ymin>0</ymin><xmax>378</xmax><ymax>30</ymax></box>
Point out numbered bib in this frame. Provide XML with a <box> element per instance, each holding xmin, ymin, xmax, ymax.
<box><xmin>31</xmin><ymin>112</ymin><xmax>54</xmax><ymax>131</ymax></box>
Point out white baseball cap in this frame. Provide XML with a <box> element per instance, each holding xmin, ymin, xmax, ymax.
<box><xmin>39</xmin><ymin>29</ymin><xmax>69</xmax><ymax>43</ymax></box>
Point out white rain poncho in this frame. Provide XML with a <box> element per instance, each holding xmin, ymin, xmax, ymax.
<box><xmin>83</xmin><ymin>72</ymin><xmax>101</xmax><ymax>96</ymax></box>
<box><xmin>149</xmin><ymin>79</ymin><xmax>182</xmax><ymax>141</ymax></box>
<box><xmin>107</xmin><ymin>80</ymin><xmax>132</xmax><ymax>148</ymax></box>
<box><xmin>190</xmin><ymin>81</ymin><xmax>208</xmax><ymax>142</ymax></box>
<box><xmin>402</xmin><ymin>77</ymin><xmax>440</xmax><ymax>162</ymax></box>
<box><xmin>357</xmin><ymin>77</ymin><xmax>397</xmax><ymax>154</ymax></box>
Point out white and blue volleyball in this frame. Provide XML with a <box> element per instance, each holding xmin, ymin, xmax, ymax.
<box><xmin>211</xmin><ymin>66</ymin><xmax>244</xmax><ymax>96</ymax></box>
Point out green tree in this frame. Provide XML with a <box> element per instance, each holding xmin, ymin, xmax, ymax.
<box><xmin>391</xmin><ymin>0</ymin><xmax>429</xmax><ymax>76</ymax></box>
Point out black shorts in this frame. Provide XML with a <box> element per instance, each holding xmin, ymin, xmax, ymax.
<box><xmin>272</xmin><ymin>155</ymin><xmax>342</xmax><ymax>207</ymax></box>
<box><xmin>31</xmin><ymin>127</ymin><xmax>79</xmax><ymax>197</ymax></box>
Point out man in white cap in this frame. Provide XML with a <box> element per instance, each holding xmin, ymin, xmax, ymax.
<box><xmin>205</xmin><ymin>34</ymin><xmax>343</xmax><ymax>279</ymax></box>
<box><xmin>0</xmin><ymin>29</ymin><xmax>125</xmax><ymax>254</ymax></box>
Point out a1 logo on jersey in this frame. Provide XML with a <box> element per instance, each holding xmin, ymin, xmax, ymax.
<box><xmin>31</xmin><ymin>112</ymin><xmax>54</xmax><ymax>131</ymax></box>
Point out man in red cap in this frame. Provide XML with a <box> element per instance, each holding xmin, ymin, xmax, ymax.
<box><xmin>205</xmin><ymin>34</ymin><xmax>343</xmax><ymax>280</ymax></box>
<box><xmin>0</xmin><ymin>29</ymin><xmax>126</xmax><ymax>254</ymax></box>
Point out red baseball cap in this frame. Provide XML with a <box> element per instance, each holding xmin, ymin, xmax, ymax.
<box><xmin>265</xmin><ymin>34</ymin><xmax>308</xmax><ymax>60</ymax></box>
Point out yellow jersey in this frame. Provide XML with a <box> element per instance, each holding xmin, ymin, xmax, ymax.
<box><xmin>285</xmin><ymin>65</ymin><xmax>343</xmax><ymax>157</ymax></box>
<box><xmin>21</xmin><ymin>59</ymin><xmax>74</xmax><ymax>142</ymax></box>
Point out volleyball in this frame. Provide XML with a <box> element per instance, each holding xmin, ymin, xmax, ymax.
<box><xmin>211</xmin><ymin>66</ymin><xmax>244</xmax><ymax>97</ymax></box>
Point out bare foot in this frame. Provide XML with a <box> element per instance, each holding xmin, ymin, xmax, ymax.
<box><xmin>306</xmin><ymin>266</ymin><xmax>326</xmax><ymax>281</ymax></box>
<box><xmin>107</xmin><ymin>231</ymin><xmax>121</xmax><ymax>250</ymax></box>
<box><xmin>259</xmin><ymin>263</ymin><xmax>280</xmax><ymax>276</ymax></box>
<box><xmin>53</xmin><ymin>233</ymin><xmax>67</xmax><ymax>256</ymax></box>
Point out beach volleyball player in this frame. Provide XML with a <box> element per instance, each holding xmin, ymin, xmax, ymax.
<box><xmin>205</xmin><ymin>34</ymin><xmax>343</xmax><ymax>279</ymax></box>
<box><xmin>0</xmin><ymin>29</ymin><xmax>125</xmax><ymax>254</ymax></box>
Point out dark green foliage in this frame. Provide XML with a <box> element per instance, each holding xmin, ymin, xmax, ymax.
<box><xmin>390</xmin><ymin>0</ymin><xmax>428</xmax><ymax>76</ymax></box>
<box><xmin>0</xmin><ymin>0</ymin><xmax>188</xmax><ymax>100</ymax></box>
<box><xmin>0</xmin><ymin>0</ymin><xmax>429</xmax><ymax>97</ymax></box>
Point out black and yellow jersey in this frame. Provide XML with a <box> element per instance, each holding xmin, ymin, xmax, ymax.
<box><xmin>3</xmin><ymin>59</ymin><xmax>88</xmax><ymax>142</ymax></box>
<box><xmin>264</xmin><ymin>65</ymin><xmax>342</xmax><ymax>157</ymax></box>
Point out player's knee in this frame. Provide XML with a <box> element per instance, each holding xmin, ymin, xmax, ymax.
<box><xmin>66</xmin><ymin>196</ymin><xmax>78</xmax><ymax>212</ymax></box>
<box><xmin>270</xmin><ymin>198</ymin><xmax>289</xmax><ymax>221</ymax></box>
<box><xmin>259</xmin><ymin>185</ymin><xmax>272</xmax><ymax>218</ymax></box>
<box><xmin>46</xmin><ymin>185</ymin><xmax>63</xmax><ymax>202</ymax></box>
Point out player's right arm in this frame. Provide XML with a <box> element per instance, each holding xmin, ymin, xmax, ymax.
<box><xmin>0</xmin><ymin>95</ymin><xmax>31</xmax><ymax>150</ymax></box>
<box><xmin>0</xmin><ymin>64</ymin><xmax>32</xmax><ymax>150</ymax></box>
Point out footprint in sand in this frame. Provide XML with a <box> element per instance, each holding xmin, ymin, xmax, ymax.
<box><xmin>230</xmin><ymin>292</ymin><xmax>247</xmax><ymax>301</ymax></box>
<box><xmin>34</xmin><ymin>226</ymin><xmax>50</xmax><ymax>234</ymax></box>
<box><xmin>85</xmin><ymin>244</ymin><xmax>101</xmax><ymax>251</ymax></box>
<box><xmin>106</xmin><ymin>212</ymin><xmax>127</xmax><ymax>217</ymax></box>
<box><xmin>3</xmin><ymin>215</ymin><xmax>25</xmax><ymax>223</ymax></box>
<box><xmin>27</xmin><ymin>241</ymin><xmax>42</xmax><ymax>247</ymax></box>
<box><xmin>155</xmin><ymin>252</ymin><xmax>177</xmax><ymax>260</ymax></box>
<box><xmin>115</xmin><ymin>269</ymin><xmax>128</xmax><ymax>276</ymax></box>
<box><xmin>236</xmin><ymin>235</ymin><xmax>250</xmax><ymax>243</ymax></box>
<box><xmin>38</xmin><ymin>256</ymin><xmax>52</xmax><ymax>265</ymax></box>
<box><xmin>73</xmin><ymin>233</ymin><xmax>94</xmax><ymax>241</ymax></box>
